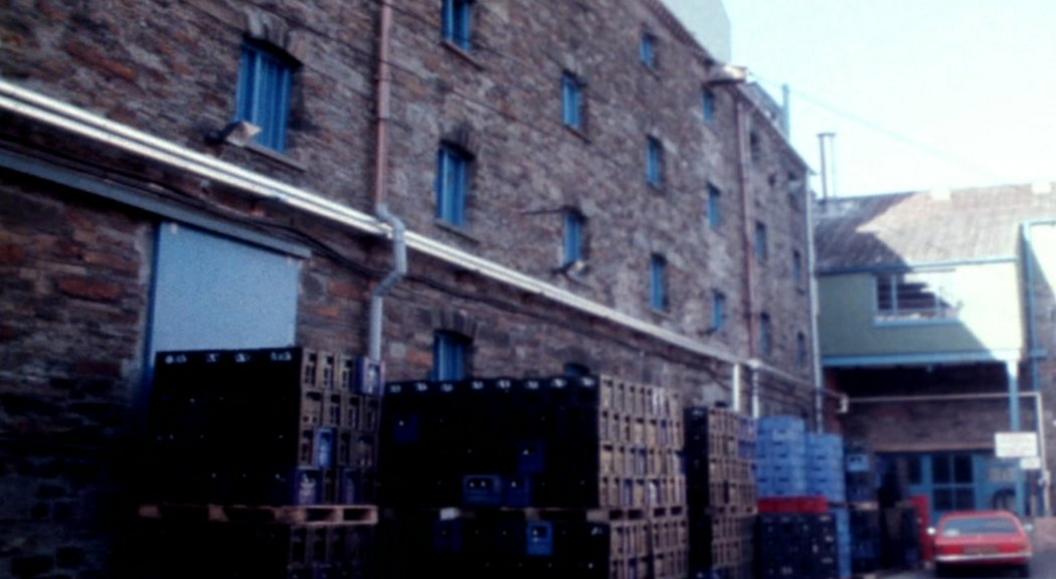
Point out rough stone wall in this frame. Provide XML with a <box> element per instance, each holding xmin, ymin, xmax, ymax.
<box><xmin>0</xmin><ymin>173</ymin><xmax>153</xmax><ymax>578</ymax></box>
<box><xmin>0</xmin><ymin>0</ymin><xmax>379</xmax><ymax>211</ymax></box>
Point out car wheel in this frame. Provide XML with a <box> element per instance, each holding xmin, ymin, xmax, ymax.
<box><xmin>1017</xmin><ymin>563</ymin><xmax>1031</xmax><ymax>577</ymax></box>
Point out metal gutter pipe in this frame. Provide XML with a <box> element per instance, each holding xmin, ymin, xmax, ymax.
<box><xmin>734</xmin><ymin>95</ymin><xmax>759</xmax><ymax>416</ymax></box>
<box><xmin>806</xmin><ymin>191</ymin><xmax>825</xmax><ymax>433</ymax></box>
<box><xmin>0</xmin><ymin>78</ymin><xmax>813</xmax><ymax>387</ymax></box>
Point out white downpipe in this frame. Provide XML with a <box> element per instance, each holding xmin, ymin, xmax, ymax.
<box><xmin>731</xmin><ymin>363</ymin><xmax>741</xmax><ymax>413</ymax></box>
<box><xmin>0</xmin><ymin>78</ymin><xmax>813</xmax><ymax>386</ymax></box>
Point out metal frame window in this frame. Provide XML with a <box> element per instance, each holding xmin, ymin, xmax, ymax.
<box><xmin>436</xmin><ymin>143</ymin><xmax>471</xmax><ymax>227</ymax></box>
<box><xmin>707</xmin><ymin>184</ymin><xmax>722</xmax><ymax>229</ymax></box>
<box><xmin>442</xmin><ymin>0</ymin><xmax>473</xmax><ymax>50</ymax></box>
<box><xmin>646</xmin><ymin>137</ymin><xmax>664</xmax><ymax>187</ymax></box>
<box><xmin>754</xmin><ymin>221</ymin><xmax>768</xmax><ymax>263</ymax></box>
<box><xmin>875</xmin><ymin>270</ymin><xmax>960</xmax><ymax>321</ymax></box>
<box><xmin>702</xmin><ymin>88</ymin><xmax>716</xmax><ymax>122</ymax></box>
<box><xmin>650</xmin><ymin>254</ymin><xmax>668</xmax><ymax>311</ymax></box>
<box><xmin>433</xmin><ymin>330</ymin><xmax>470</xmax><ymax>380</ymax></box>
<box><xmin>640</xmin><ymin>32</ymin><xmax>657</xmax><ymax>68</ymax></box>
<box><xmin>931</xmin><ymin>453</ymin><xmax>975</xmax><ymax>512</ymax></box>
<box><xmin>561</xmin><ymin>72</ymin><xmax>584</xmax><ymax>130</ymax></box>
<box><xmin>712</xmin><ymin>291</ymin><xmax>727</xmax><ymax>332</ymax></box>
<box><xmin>759</xmin><ymin>313</ymin><xmax>772</xmax><ymax>356</ymax></box>
<box><xmin>563</xmin><ymin>210</ymin><xmax>585</xmax><ymax>266</ymax></box>
<box><xmin>236</xmin><ymin>42</ymin><xmax>294</xmax><ymax>151</ymax></box>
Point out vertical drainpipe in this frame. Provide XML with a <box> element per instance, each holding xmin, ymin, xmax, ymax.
<box><xmin>1023</xmin><ymin>220</ymin><xmax>1055</xmax><ymax>515</ymax></box>
<box><xmin>734</xmin><ymin>94</ymin><xmax>759</xmax><ymax>418</ymax></box>
<box><xmin>806</xmin><ymin>189</ymin><xmax>824</xmax><ymax>433</ymax></box>
<box><xmin>367</xmin><ymin>1</ymin><xmax>407</xmax><ymax>370</ymax></box>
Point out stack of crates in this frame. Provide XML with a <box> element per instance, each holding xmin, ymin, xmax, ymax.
<box><xmin>757</xmin><ymin>512</ymin><xmax>839</xmax><ymax>579</ymax></box>
<box><xmin>379</xmin><ymin>374</ymin><xmax>688</xmax><ymax>578</ymax></box>
<box><xmin>806</xmin><ymin>434</ymin><xmax>846</xmax><ymax>502</ymax></box>
<box><xmin>139</xmin><ymin>347</ymin><xmax>380</xmax><ymax>578</ymax></box>
<box><xmin>685</xmin><ymin>407</ymin><xmax>757</xmax><ymax>579</ymax></box>
<box><xmin>844</xmin><ymin>441</ymin><xmax>881</xmax><ymax>575</ymax></box>
<box><xmin>756</xmin><ymin>417</ymin><xmax>807</xmax><ymax>497</ymax></box>
<box><xmin>844</xmin><ymin>442</ymin><xmax>878</xmax><ymax>503</ymax></box>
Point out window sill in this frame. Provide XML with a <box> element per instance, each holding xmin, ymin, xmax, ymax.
<box><xmin>873</xmin><ymin>318</ymin><xmax>961</xmax><ymax>328</ymax></box>
<box><xmin>434</xmin><ymin>219</ymin><xmax>481</xmax><ymax>244</ymax></box>
<box><xmin>441</xmin><ymin>40</ymin><xmax>484</xmax><ymax>70</ymax></box>
<box><xmin>563</xmin><ymin>124</ymin><xmax>591</xmax><ymax>144</ymax></box>
<box><xmin>243</xmin><ymin>142</ymin><xmax>307</xmax><ymax>172</ymax></box>
<box><xmin>649</xmin><ymin>306</ymin><xmax>673</xmax><ymax>320</ymax></box>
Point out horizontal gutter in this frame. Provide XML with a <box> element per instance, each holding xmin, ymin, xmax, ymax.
<box><xmin>823</xmin><ymin>348</ymin><xmax>1023</xmax><ymax>368</ymax></box>
<box><xmin>0</xmin><ymin>79</ymin><xmax>813</xmax><ymax>385</ymax></box>
<box><xmin>849</xmin><ymin>391</ymin><xmax>1039</xmax><ymax>404</ymax></box>
<box><xmin>816</xmin><ymin>255</ymin><xmax>1017</xmax><ymax>276</ymax></box>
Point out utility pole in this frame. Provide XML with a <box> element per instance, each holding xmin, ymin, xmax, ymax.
<box><xmin>817</xmin><ymin>132</ymin><xmax>836</xmax><ymax>200</ymax></box>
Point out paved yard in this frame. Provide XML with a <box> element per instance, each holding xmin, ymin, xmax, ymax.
<box><xmin>887</xmin><ymin>551</ymin><xmax>1056</xmax><ymax>578</ymax></box>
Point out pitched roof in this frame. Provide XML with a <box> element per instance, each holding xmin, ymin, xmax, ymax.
<box><xmin>814</xmin><ymin>183</ymin><xmax>1056</xmax><ymax>271</ymax></box>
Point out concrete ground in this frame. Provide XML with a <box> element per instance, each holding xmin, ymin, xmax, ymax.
<box><xmin>887</xmin><ymin>551</ymin><xmax>1056</xmax><ymax>578</ymax></box>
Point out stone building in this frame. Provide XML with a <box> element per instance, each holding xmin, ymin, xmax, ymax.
<box><xmin>0</xmin><ymin>0</ymin><xmax>813</xmax><ymax>575</ymax></box>
<box><xmin>815</xmin><ymin>184</ymin><xmax>1056</xmax><ymax>523</ymax></box>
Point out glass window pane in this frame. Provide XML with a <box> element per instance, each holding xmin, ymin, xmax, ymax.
<box><xmin>934</xmin><ymin>489</ymin><xmax>953</xmax><ymax>511</ymax></box>
<box><xmin>933</xmin><ymin>455</ymin><xmax>951</xmax><ymax>484</ymax></box>
<box><xmin>908</xmin><ymin>455</ymin><xmax>922</xmax><ymax>485</ymax></box>
<box><xmin>955</xmin><ymin>489</ymin><xmax>974</xmax><ymax>510</ymax></box>
<box><xmin>954</xmin><ymin>455</ymin><xmax>972</xmax><ymax>483</ymax></box>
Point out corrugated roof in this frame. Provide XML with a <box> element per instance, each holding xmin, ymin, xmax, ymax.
<box><xmin>814</xmin><ymin>183</ymin><xmax>1056</xmax><ymax>271</ymax></box>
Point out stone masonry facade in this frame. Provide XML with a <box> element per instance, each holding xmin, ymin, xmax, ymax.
<box><xmin>0</xmin><ymin>0</ymin><xmax>814</xmax><ymax>575</ymax></box>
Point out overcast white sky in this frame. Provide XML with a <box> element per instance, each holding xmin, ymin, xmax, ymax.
<box><xmin>671</xmin><ymin>0</ymin><xmax>1056</xmax><ymax>197</ymax></box>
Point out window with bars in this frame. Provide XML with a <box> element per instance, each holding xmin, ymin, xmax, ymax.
<box><xmin>442</xmin><ymin>0</ymin><xmax>473</xmax><ymax>51</ymax></box>
<box><xmin>563</xmin><ymin>210</ymin><xmax>585</xmax><ymax>266</ymax></box>
<box><xmin>436</xmin><ymin>144</ymin><xmax>471</xmax><ymax>227</ymax></box>
<box><xmin>561</xmin><ymin>72</ymin><xmax>584</xmax><ymax>130</ymax></box>
<box><xmin>875</xmin><ymin>270</ymin><xmax>960</xmax><ymax>321</ymax></box>
<box><xmin>236</xmin><ymin>42</ymin><xmax>295</xmax><ymax>151</ymax></box>
<box><xmin>432</xmin><ymin>331</ymin><xmax>470</xmax><ymax>381</ymax></box>
<box><xmin>650</xmin><ymin>254</ymin><xmax>668</xmax><ymax>311</ymax></box>
<box><xmin>932</xmin><ymin>454</ymin><xmax>975</xmax><ymax>512</ymax></box>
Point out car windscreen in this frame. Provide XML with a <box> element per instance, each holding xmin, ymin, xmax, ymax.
<box><xmin>941</xmin><ymin>517</ymin><xmax>1019</xmax><ymax>537</ymax></box>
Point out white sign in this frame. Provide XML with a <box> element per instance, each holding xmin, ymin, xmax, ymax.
<box><xmin>1021</xmin><ymin>457</ymin><xmax>1043</xmax><ymax>471</ymax></box>
<box><xmin>995</xmin><ymin>432</ymin><xmax>1038</xmax><ymax>459</ymax></box>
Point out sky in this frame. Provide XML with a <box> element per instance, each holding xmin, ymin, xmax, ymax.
<box><xmin>670</xmin><ymin>0</ymin><xmax>1056</xmax><ymax>197</ymax></box>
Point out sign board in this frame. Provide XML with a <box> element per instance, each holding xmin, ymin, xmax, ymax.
<box><xmin>1020</xmin><ymin>456</ymin><xmax>1043</xmax><ymax>471</ymax></box>
<box><xmin>995</xmin><ymin>432</ymin><xmax>1038</xmax><ymax>459</ymax></box>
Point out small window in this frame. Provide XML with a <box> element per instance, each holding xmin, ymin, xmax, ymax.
<box><xmin>759</xmin><ymin>313</ymin><xmax>772</xmax><ymax>356</ymax></box>
<box><xmin>796</xmin><ymin>332</ymin><xmax>807</xmax><ymax>367</ymax></box>
<box><xmin>754</xmin><ymin>222</ymin><xmax>768</xmax><ymax>263</ymax></box>
<box><xmin>564</xmin><ymin>362</ymin><xmax>590</xmax><ymax>377</ymax></box>
<box><xmin>793</xmin><ymin>250</ymin><xmax>803</xmax><ymax>284</ymax></box>
<box><xmin>707</xmin><ymin>184</ymin><xmax>722</xmax><ymax>229</ymax></box>
<box><xmin>702</xmin><ymin>88</ymin><xmax>716</xmax><ymax>122</ymax></box>
<box><xmin>433</xmin><ymin>331</ymin><xmax>470</xmax><ymax>380</ymax></box>
<box><xmin>749</xmin><ymin>130</ymin><xmax>761</xmax><ymax>161</ymax></box>
<box><xmin>711</xmin><ymin>291</ymin><xmax>727</xmax><ymax>332</ymax></box>
<box><xmin>442</xmin><ymin>0</ymin><xmax>473</xmax><ymax>51</ymax></box>
<box><xmin>236</xmin><ymin>42</ymin><xmax>295</xmax><ymax>151</ymax></box>
<box><xmin>646</xmin><ymin>137</ymin><xmax>664</xmax><ymax>187</ymax></box>
<box><xmin>436</xmin><ymin>144</ymin><xmax>471</xmax><ymax>227</ymax></box>
<box><xmin>650</xmin><ymin>254</ymin><xmax>668</xmax><ymax>311</ymax></box>
<box><xmin>640</xmin><ymin>32</ymin><xmax>657</xmax><ymax>69</ymax></box>
<box><xmin>563</xmin><ymin>210</ymin><xmax>585</xmax><ymax>266</ymax></box>
<box><xmin>876</xmin><ymin>270</ymin><xmax>961</xmax><ymax>321</ymax></box>
<box><xmin>561</xmin><ymin>72</ymin><xmax>584</xmax><ymax>130</ymax></box>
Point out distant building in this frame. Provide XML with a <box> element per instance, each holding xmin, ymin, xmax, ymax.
<box><xmin>815</xmin><ymin>184</ymin><xmax>1056</xmax><ymax>521</ymax></box>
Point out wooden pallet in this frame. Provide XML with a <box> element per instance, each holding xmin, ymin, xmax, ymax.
<box><xmin>137</xmin><ymin>503</ymin><xmax>377</xmax><ymax>525</ymax></box>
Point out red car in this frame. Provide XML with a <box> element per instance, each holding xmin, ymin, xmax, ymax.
<box><xmin>932</xmin><ymin>510</ymin><xmax>1032</xmax><ymax>577</ymax></box>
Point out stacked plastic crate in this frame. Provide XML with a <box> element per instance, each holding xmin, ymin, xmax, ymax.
<box><xmin>806</xmin><ymin>433</ymin><xmax>850</xmax><ymax>579</ymax></box>
<box><xmin>379</xmin><ymin>374</ymin><xmax>688</xmax><ymax>578</ymax></box>
<box><xmin>684</xmin><ymin>407</ymin><xmax>757</xmax><ymax>579</ymax></box>
<box><xmin>844</xmin><ymin>442</ymin><xmax>882</xmax><ymax>576</ymax></box>
<box><xmin>136</xmin><ymin>348</ymin><xmax>380</xmax><ymax>579</ymax></box>
<box><xmin>756</xmin><ymin>417</ymin><xmax>808</xmax><ymax>497</ymax></box>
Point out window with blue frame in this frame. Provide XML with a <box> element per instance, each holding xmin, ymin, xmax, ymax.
<box><xmin>754</xmin><ymin>221</ymin><xmax>768</xmax><ymax>262</ymax></box>
<box><xmin>640</xmin><ymin>32</ymin><xmax>657</xmax><ymax>68</ymax></box>
<box><xmin>702</xmin><ymin>88</ymin><xmax>716</xmax><ymax>122</ymax></box>
<box><xmin>646</xmin><ymin>137</ymin><xmax>663</xmax><ymax>187</ymax></box>
<box><xmin>932</xmin><ymin>454</ymin><xmax>975</xmax><ymax>511</ymax></box>
<box><xmin>432</xmin><ymin>331</ymin><xmax>470</xmax><ymax>380</ymax></box>
<box><xmin>650</xmin><ymin>254</ymin><xmax>668</xmax><ymax>311</ymax></box>
<box><xmin>563</xmin><ymin>210</ymin><xmax>585</xmax><ymax>266</ymax></box>
<box><xmin>236</xmin><ymin>42</ymin><xmax>295</xmax><ymax>151</ymax></box>
<box><xmin>796</xmin><ymin>332</ymin><xmax>807</xmax><ymax>367</ymax></box>
<box><xmin>562</xmin><ymin>72</ymin><xmax>584</xmax><ymax>130</ymax></box>
<box><xmin>442</xmin><ymin>0</ymin><xmax>473</xmax><ymax>51</ymax></box>
<box><xmin>759</xmin><ymin>313</ymin><xmax>772</xmax><ymax>356</ymax></box>
<box><xmin>707</xmin><ymin>183</ymin><xmax>722</xmax><ymax>229</ymax></box>
<box><xmin>711</xmin><ymin>291</ymin><xmax>727</xmax><ymax>331</ymax></box>
<box><xmin>793</xmin><ymin>250</ymin><xmax>803</xmax><ymax>284</ymax></box>
<box><xmin>436</xmin><ymin>144</ymin><xmax>471</xmax><ymax>227</ymax></box>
